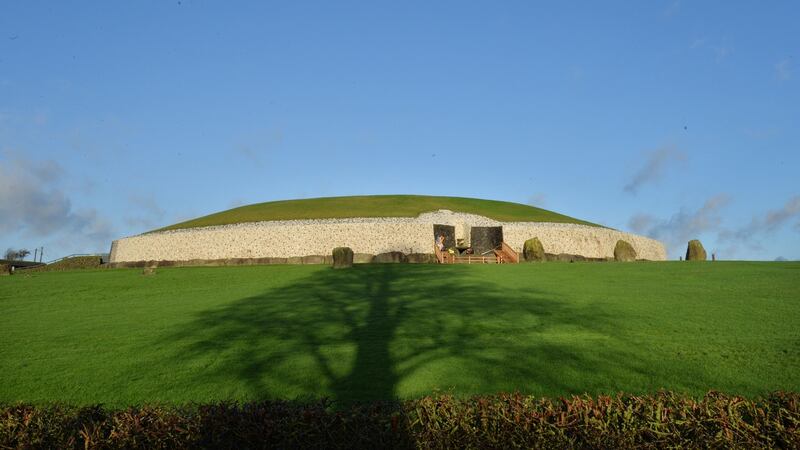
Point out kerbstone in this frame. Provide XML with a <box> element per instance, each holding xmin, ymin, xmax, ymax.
<box><xmin>523</xmin><ymin>237</ymin><xmax>545</xmax><ymax>262</ymax></box>
<box><xmin>332</xmin><ymin>247</ymin><xmax>354</xmax><ymax>269</ymax></box>
<box><xmin>374</xmin><ymin>252</ymin><xmax>408</xmax><ymax>263</ymax></box>
<box><xmin>614</xmin><ymin>240</ymin><xmax>637</xmax><ymax>262</ymax></box>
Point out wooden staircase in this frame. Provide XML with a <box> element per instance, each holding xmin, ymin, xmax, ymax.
<box><xmin>435</xmin><ymin>241</ymin><xmax>519</xmax><ymax>264</ymax></box>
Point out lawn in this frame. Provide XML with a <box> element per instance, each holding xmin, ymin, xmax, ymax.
<box><xmin>1</xmin><ymin>262</ymin><xmax>798</xmax><ymax>407</ymax></box>
<box><xmin>156</xmin><ymin>195</ymin><xmax>599</xmax><ymax>231</ymax></box>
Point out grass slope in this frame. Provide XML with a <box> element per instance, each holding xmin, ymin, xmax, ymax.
<box><xmin>156</xmin><ymin>195</ymin><xmax>599</xmax><ymax>231</ymax></box>
<box><xmin>24</xmin><ymin>256</ymin><xmax>103</xmax><ymax>272</ymax></box>
<box><xmin>1</xmin><ymin>262</ymin><xmax>798</xmax><ymax>406</ymax></box>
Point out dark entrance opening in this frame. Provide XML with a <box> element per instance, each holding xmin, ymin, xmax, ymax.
<box><xmin>433</xmin><ymin>224</ymin><xmax>456</xmax><ymax>250</ymax></box>
<box><xmin>470</xmin><ymin>226</ymin><xmax>503</xmax><ymax>255</ymax></box>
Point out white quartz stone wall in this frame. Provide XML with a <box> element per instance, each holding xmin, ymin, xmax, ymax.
<box><xmin>502</xmin><ymin>223</ymin><xmax>665</xmax><ymax>260</ymax></box>
<box><xmin>109</xmin><ymin>210</ymin><xmax>666</xmax><ymax>262</ymax></box>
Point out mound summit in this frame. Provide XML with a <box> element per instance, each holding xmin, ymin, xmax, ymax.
<box><xmin>156</xmin><ymin>195</ymin><xmax>599</xmax><ymax>232</ymax></box>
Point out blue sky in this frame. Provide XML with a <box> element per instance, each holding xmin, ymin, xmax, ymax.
<box><xmin>1</xmin><ymin>1</ymin><xmax>798</xmax><ymax>261</ymax></box>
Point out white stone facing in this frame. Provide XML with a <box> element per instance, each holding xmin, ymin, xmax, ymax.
<box><xmin>501</xmin><ymin>224</ymin><xmax>665</xmax><ymax>260</ymax></box>
<box><xmin>109</xmin><ymin>210</ymin><xmax>666</xmax><ymax>262</ymax></box>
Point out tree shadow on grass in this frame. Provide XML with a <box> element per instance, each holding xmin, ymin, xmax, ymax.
<box><xmin>157</xmin><ymin>264</ymin><xmax>705</xmax><ymax>404</ymax></box>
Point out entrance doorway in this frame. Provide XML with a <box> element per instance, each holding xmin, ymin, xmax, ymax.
<box><xmin>470</xmin><ymin>226</ymin><xmax>503</xmax><ymax>255</ymax></box>
<box><xmin>433</xmin><ymin>224</ymin><xmax>456</xmax><ymax>250</ymax></box>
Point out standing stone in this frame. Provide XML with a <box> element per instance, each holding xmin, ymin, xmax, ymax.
<box><xmin>685</xmin><ymin>240</ymin><xmax>707</xmax><ymax>261</ymax></box>
<box><xmin>142</xmin><ymin>261</ymin><xmax>158</xmax><ymax>275</ymax></box>
<box><xmin>523</xmin><ymin>237</ymin><xmax>545</xmax><ymax>262</ymax></box>
<box><xmin>613</xmin><ymin>240</ymin><xmax>637</xmax><ymax>262</ymax></box>
<box><xmin>332</xmin><ymin>247</ymin><xmax>354</xmax><ymax>269</ymax></box>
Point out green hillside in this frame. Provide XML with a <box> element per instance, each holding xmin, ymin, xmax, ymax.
<box><xmin>25</xmin><ymin>256</ymin><xmax>103</xmax><ymax>272</ymax></box>
<box><xmin>156</xmin><ymin>195</ymin><xmax>599</xmax><ymax>232</ymax></box>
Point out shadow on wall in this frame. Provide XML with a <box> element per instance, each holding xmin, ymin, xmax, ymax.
<box><xmin>157</xmin><ymin>265</ymin><xmax>701</xmax><ymax>403</ymax></box>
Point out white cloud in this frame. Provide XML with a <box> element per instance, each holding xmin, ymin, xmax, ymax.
<box><xmin>0</xmin><ymin>151</ymin><xmax>114</xmax><ymax>250</ymax></box>
<box><xmin>526</xmin><ymin>193</ymin><xmax>547</xmax><ymax>207</ymax></box>
<box><xmin>776</xmin><ymin>59</ymin><xmax>792</xmax><ymax>81</ymax></box>
<box><xmin>628</xmin><ymin>194</ymin><xmax>730</xmax><ymax>254</ymax></box>
<box><xmin>627</xmin><ymin>214</ymin><xmax>656</xmax><ymax>234</ymax></box>
<box><xmin>690</xmin><ymin>38</ymin><xmax>706</xmax><ymax>49</ymax></box>
<box><xmin>623</xmin><ymin>146</ymin><xmax>686</xmax><ymax>194</ymax></box>
<box><xmin>633</xmin><ymin>195</ymin><xmax>800</xmax><ymax>259</ymax></box>
<box><xmin>713</xmin><ymin>46</ymin><xmax>732</xmax><ymax>63</ymax></box>
<box><xmin>690</xmin><ymin>38</ymin><xmax>733</xmax><ymax>63</ymax></box>
<box><xmin>720</xmin><ymin>195</ymin><xmax>800</xmax><ymax>244</ymax></box>
<box><xmin>124</xmin><ymin>194</ymin><xmax>166</xmax><ymax>231</ymax></box>
<box><xmin>232</xmin><ymin>128</ymin><xmax>285</xmax><ymax>167</ymax></box>
<box><xmin>234</xmin><ymin>144</ymin><xmax>264</xmax><ymax>166</ymax></box>
<box><xmin>663</xmin><ymin>0</ymin><xmax>681</xmax><ymax>17</ymax></box>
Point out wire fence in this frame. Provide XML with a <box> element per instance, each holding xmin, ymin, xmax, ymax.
<box><xmin>44</xmin><ymin>253</ymin><xmax>110</xmax><ymax>265</ymax></box>
<box><xmin>11</xmin><ymin>253</ymin><xmax>110</xmax><ymax>271</ymax></box>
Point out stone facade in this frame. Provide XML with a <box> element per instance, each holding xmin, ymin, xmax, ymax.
<box><xmin>109</xmin><ymin>210</ymin><xmax>666</xmax><ymax>263</ymax></box>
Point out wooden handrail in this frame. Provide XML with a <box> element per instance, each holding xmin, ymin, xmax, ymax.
<box><xmin>434</xmin><ymin>243</ymin><xmax>453</xmax><ymax>264</ymax></box>
<box><xmin>501</xmin><ymin>242</ymin><xmax>519</xmax><ymax>263</ymax></box>
<box><xmin>456</xmin><ymin>254</ymin><xmax>495</xmax><ymax>264</ymax></box>
<box><xmin>434</xmin><ymin>244</ymin><xmax>445</xmax><ymax>263</ymax></box>
<box><xmin>493</xmin><ymin>249</ymin><xmax>504</xmax><ymax>263</ymax></box>
<box><xmin>435</xmin><ymin>241</ymin><xmax>517</xmax><ymax>264</ymax></box>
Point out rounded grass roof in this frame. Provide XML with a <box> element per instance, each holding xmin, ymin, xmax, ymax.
<box><xmin>155</xmin><ymin>195</ymin><xmax>601</xmax><ymax>232</ymax></box>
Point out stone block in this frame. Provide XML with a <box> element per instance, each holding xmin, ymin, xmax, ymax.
<box><xmin>523</xmin><ymin>237</ymin><xmax>545</xmax><ymax>262</ymax></box>
<box><xmin>686</xmin><ymin>240</ymin><xmax>707</xmax><ymax>261</ymax></box>
<box><xmin>407</xmin><ymin>253</ymin><xmax>437</xmax><ymax>264</ymax></box>
<box><xmin>301</xmin><ymin>255</ymin><xmax>326</xmax><ymax>264</ymax></box>
<box><xmin>354</xmin><ymin>253</ymin><xmax>375</xmax><ymax>264</ymax></box>
<box><xmin>332</xmin><ymin>247</ymin><xmax>354</xmax><ymax>269</ymax></box>
<box><xmin>613</xmin><ymin>240</ymin><xmax>637</xmax><ymax>262</ymax></box>
<box><xmin>374</xmin><ymin>252</ymin><xmax>408</xmax><ymax>263</ymax></box>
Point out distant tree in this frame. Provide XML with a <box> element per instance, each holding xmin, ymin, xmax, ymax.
<box><xmin>4</xmin><ymin>248</ymin><xmax>30</xmax><ymax>261</ymax></box>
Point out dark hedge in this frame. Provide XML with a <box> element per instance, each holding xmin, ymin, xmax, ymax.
<box><xmin>2</xmin><ymin>392</ymin><xmax>798</xmax><ymax>449</ymax></box>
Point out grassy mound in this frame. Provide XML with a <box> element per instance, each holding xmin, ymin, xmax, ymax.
<box><xmin>25</xmin><ymin>256</ymin><xmax>103</xmax><ymax>272</ymax></box>
<box><xmin>155</xmin><ymin>195</ymin><xmax>599</xmax><ymax>232</ymax></box>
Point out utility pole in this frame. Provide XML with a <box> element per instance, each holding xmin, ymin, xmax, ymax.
<box><xmin>40</xmin><ymin>247</ymin><xmax>44</xmax><ymax>263</ymax></box>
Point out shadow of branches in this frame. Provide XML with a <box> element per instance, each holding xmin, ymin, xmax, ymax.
<box><xmin>156</xmin><ymin>265</ymin><xmax>691</xmax><ymax>403</ymax></box>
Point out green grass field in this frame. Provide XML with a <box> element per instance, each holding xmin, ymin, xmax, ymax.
<box><xmin>156</xmin><ymin>195</ymin><xmax>599</xmax><ymax>231</ymax></box>
<box><xmin>1</xmin><ymin>262</ymin><xmax>798</xmax><ymax>407</ymax></box>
